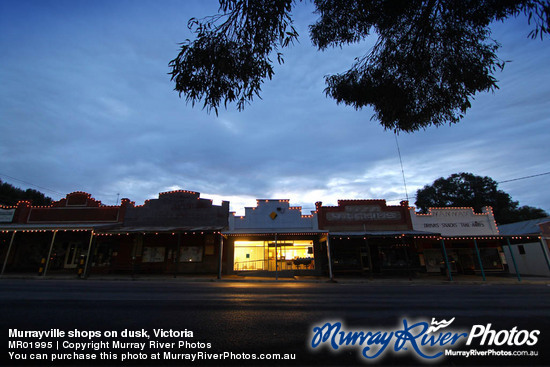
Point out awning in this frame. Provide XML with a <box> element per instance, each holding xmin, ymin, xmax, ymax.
<box><xmin>0</xmin><ymin>223</ymin><xmax>116</xmax><ymax>231</ymax></box>
<box><xmin>222</xmin><ymin>228</ymin><xmax>327</xmax><ymax>236</ymax></box>
<box><xmin>329</xmin><ymin>230</ymin><xmax>440</xmax><ymax>237</ymax></box>
<box><xmin>97</xmin><ymin>225</ymin><xmax>225</xmax><ymax>234</ymax></box>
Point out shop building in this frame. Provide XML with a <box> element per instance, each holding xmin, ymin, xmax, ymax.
<box><xmin>315</xmin><ymin>200</ymin><xmax>430</xmax><ymax>276</ymax></box>
<box><xmin>0</xmin><ymin>190</ymin><xmax>229</xmax><ymax>277</ymax></box>
<box><xmin>0</xmin><ymin>192</ymin><xmax>128</xmax><ymax>276</ymax></box>
<box><xmin>410</xmin><ymin>207</ymin><xmax>549</xmax><ymax>279</ymax></box>
<box><xmin>223</xmin><ymin>200</ymin><xmax>327</xmax><ymax>276</ymax></box>
<box><xmin>99</xmin><ymin>190</ymin><xmax>229</xmax><ymax>276</ymax></box>
<box><xmin>2</xmin><ymin>188</ymin><xmax>547</xmax><ymax>281</ymax></box>
<box><xmin>410</xmin><ymin>206</ymin><xmax>504</xmax><ymax>276</ymax></box>
<box><xmin>498</xmin><ymin>217</ymin><xmax>550</xmax><ymax>277</ymax></box>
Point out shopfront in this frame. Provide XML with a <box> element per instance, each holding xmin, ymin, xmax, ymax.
<box><xmin>0</xmin><ymin>190</ymin><xmax>229</xmax><ymax>277</ymax></box>
<box><xmin>419</xmin><ymin>238</ymin><xmax>505</xmax><ymax>274</ymax></box>
<box><xmin>0</xmin><ymin>192</ymin><xmax>126</xmax><ymax>276</ymax></box>
<box><xmin>498</xmin><ymin>217</ymin><xmax>550</xmax><ymax>277</ymax></box>
<box><xmin>410</xmin><ymin>206</ymin><xmax>509</xmax><ymax>277</ymax></box>
<box><xmin>233</xmin><ymin>239</ymin><xmax>315</xmax><ymax>271</ymax></box>
<box><xmin>224</xmin><ymin>200</ymin><xmax>327</xmax><ymax>276</ymax></box>
<box><xmin>98</xmin><ymin>190</ymin><xmax>229</xmax><ymax>276</ymax></box>
<box><xmin>316</xmin><ymin>200</ymin><xmax>426</xmax><ymax>276</ymax></box>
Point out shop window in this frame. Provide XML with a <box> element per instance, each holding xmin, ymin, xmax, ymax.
<box><xmin>204</xmin><ymin>244</ymin><xmax>215</xmax><ymax>256</ymax></box>
<box><xmin>423</xmin><ymin>249</ymin><xmax>449</xmax><ymax>273</ymax></box>
<box><xmin>233</xmin><ymin>240</ymin><xmax>314</xmax><ymax>271</ymax></box>
<box><xmin>92</xmin><ymin>242</ymin><xmax>113</xmax><ymax>267</ymax></box>
<box><xmin>179</xmin><ymin>246</ymin><xmax>203</xmax><ymax>262</ymax></box>
<box><xmin>332</xmin><ymin>243</ymin><xmax>360</xmax><ymax>268</ymax></box>
<box><xmin>142</xmin><ymin>247</ymin><xmax>166</xmax><ymax>262</ymax></box>
<box><xmin>378</xmin><ymin>245</ymin><xmax>412</xmax><ymax>269</ymax></box>
<box><xmin>476</xmin><ymin>248</ymin><xmax>503</xmax><ymax>270</ymax></box>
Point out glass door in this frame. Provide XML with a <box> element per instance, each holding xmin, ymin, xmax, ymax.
<box><xmin>64</xmin><ymin>243</ymin><xmax>83</xmax><ymax>269</ymax></box>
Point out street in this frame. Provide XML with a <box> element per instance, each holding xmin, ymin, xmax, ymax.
<box><xmin>1</xmin><ymin>279</ymin><xmax>549</xmax><ymax>366</ymax></box>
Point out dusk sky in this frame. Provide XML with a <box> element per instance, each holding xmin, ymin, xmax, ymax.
<box><xmin>1</xmin><ymin>0</ymin><xmax>549</xmax><ymax>215</ymax></box>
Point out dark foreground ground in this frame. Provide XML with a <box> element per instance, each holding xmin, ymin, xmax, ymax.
<box><xmin>1</xmin><ymin>279</ymin><xmax>549</xmax><ymax>366</ymax></box>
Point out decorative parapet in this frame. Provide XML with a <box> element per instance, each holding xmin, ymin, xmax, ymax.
<box><xmin>229</xmin><ymin>199</ymin><xmax>317</xmax><ymax>231</ymax></box>
<box><xmin>316</xmin><ymin>199</ymin><xmax>412</xmax><ymax>231</ymax></box>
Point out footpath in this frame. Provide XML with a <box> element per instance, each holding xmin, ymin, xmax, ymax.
<box><xmin>1</xmin><ymin>272</ymin><xmax>549</xmax><ymax>285</ymax></box>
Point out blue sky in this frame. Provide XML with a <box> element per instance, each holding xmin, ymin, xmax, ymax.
<box><xmin>1</xmin><ymin>0</ymin><xmax>549</xmax><ymax>215</ymax></box>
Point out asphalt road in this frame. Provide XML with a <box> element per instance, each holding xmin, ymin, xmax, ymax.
<box><xmin>1</xmin><ymin>279</ymin><xmax>549</xmax><ymax>366</ymax></box>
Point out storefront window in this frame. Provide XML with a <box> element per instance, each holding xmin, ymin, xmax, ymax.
<box><xmin>179</xmin><ymin>246</ymin><xmax>203</xmax><ymax>262</ymax></box>
<box><xmin>476</xmin><ymin>248</ymin><xmax>503</xmax><ymax>270</ymax></box>
<box><xmin>423</xmin><ymin>247</ymin><xmax>503</xmax><ymax>273</ymax></box>
<box><xmin>423</xmin><ymin>249</ymin><xmax>443</xmax><ymax>273</ymax></box>
<box><xmin>142</xmin><ymin>246</ymin><xmax>165</xmax><ymax>263</ymax></box>
<box><xmin>234</xmin><ymin>240</ymin><xmax>314</xmax><ymax>271</ymax></box>
<box><xmin>92</xmin><ymin>242</ymin><xmax>113</xmax><ymax>267</ymax></box>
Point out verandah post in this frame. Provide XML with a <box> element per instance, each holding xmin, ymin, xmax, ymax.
<box><xmin>1</xmin><ymin>230</ymin><xmax>17</xmax><ymax>276</ymax></box>
<box><xmin>43</xmin><ymin>230</ymin><xmax>58</xmax><ymax>277</ymax></box>
<box><xmin>473</xmin><ymin>239</ymin><xmax>486</xmax><ymax>281</ymax></box>
<box><xmin>506</xmin><ymin>237</ymin><xmax>521</xmax><ymax>282</ymax></box>
<box><xmin>440</xmin><ymin>238</ymin><xmax>453</xmax><ymax>281</ymax></box>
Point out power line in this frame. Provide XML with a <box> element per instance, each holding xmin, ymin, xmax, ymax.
<box><xmin>498</xmin><ymin>171</ymin><xmax>550</xmax><ymax>184</ymax></box>
<box><xmin>0</xmin><ymin>173</ymin><xmax>64</xmax><ymax>196</ymax></box>
<box><xmin>394</xmin><ymin>132</ymin><xmax>409</xmax><ymax>202</ymax></box>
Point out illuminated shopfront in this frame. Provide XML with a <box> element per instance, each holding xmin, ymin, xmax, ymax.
<box><xmin>224</xmin><ymin>199</ymin><xmax>327</xmax><ymax>276</ymax></box>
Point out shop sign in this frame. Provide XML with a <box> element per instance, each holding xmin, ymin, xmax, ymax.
<box><xmin>0</xmin><ymin>209</ymin><xmax>15</xmax><ymax>223</ymax></box>
<box><xmin>421</xmin><ymin>221</ymin><xmax>486</xmax><ymax>229</ymax></box>
<box><xmin>326</xmin><ymin>205</ymin><xmax>401</xmax><ymax>222</ymax></box>
<box><xmin>412</xmin><ymin>208</ymin><xmax>498</xmax><ymax>236</ymax></box>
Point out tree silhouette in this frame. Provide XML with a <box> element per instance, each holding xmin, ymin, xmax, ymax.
<box><xmin>415</xmin><ymin>173</ymin><xmax>547</xmax><ymax>224</ymax></box>
<box><xmin>0</xmin><ymin>180</ymin><xmax>52</xmax><ymax>206</ymax></box>
<box><xmin>170</xmin><ymin>0</ymin><xmax>550</xmax><ymax>132</ymax></box>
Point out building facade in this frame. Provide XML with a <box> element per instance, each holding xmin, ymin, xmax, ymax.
<box><xmin>2</xmin><ymin>190</ymin><xmax>548</xmax><ymax>280</ymax></box>
<box><xmin>98</xmin><ymin>190</ymin><xmax>229</xmax><ymax>276</ymax></box>
<box><xmin>223</xmin><ymin>200</ymin><xmax>327</xmax><ymax>276</ymax></box>
<box><xmin>0</xmin><ymin>192</ymin><xmax>128</xmax><ymax>275</ymax></box>
<box><xmin>498</xmin><ymin>217</ymin><xmax>550</xmax><ymax>277</ymax></box>
<box><xmin>410</xmin><ymin>206</ymin><xmax>505</xmax><ymax>275</ymax></box>
<box><xmin>0</xmin><ymin>190</ymin><xmax>229</xmax><ymax>277</ymax></box>
<box><xmin>315</xmin><ymin>200</ymin><xmax>427</xmax><ymax>276</ymax></box>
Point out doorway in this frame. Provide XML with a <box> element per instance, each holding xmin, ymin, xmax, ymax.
<box><xmin>64</xmin><ymin>243</ymin><xmax>84</xmax><ymax>268</ymax></box>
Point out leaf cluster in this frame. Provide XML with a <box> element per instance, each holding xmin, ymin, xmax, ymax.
<box><xmin>169</xmin><ymin>0</ymin><xmax>298</xmax><ymax>114</ymax></box>
<box><xmin>170</xmin><ymin>0</ymin><xmax>550</xmax><ymax>131</ymax></box>
<box><xmin>0</xmin><ymin>179</ymin><xmax>52</xmax><ymax>207</ymax></box>
<box><xmin>312</xmin><ymin>0</ymin><xmax>549</xmax><ymax>131</ymax></box>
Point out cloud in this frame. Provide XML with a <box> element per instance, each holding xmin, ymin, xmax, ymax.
<box><xmin>0</xmin><ymin>1</ymin><xmax>548</xmax><ymax>216</ymax></box>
